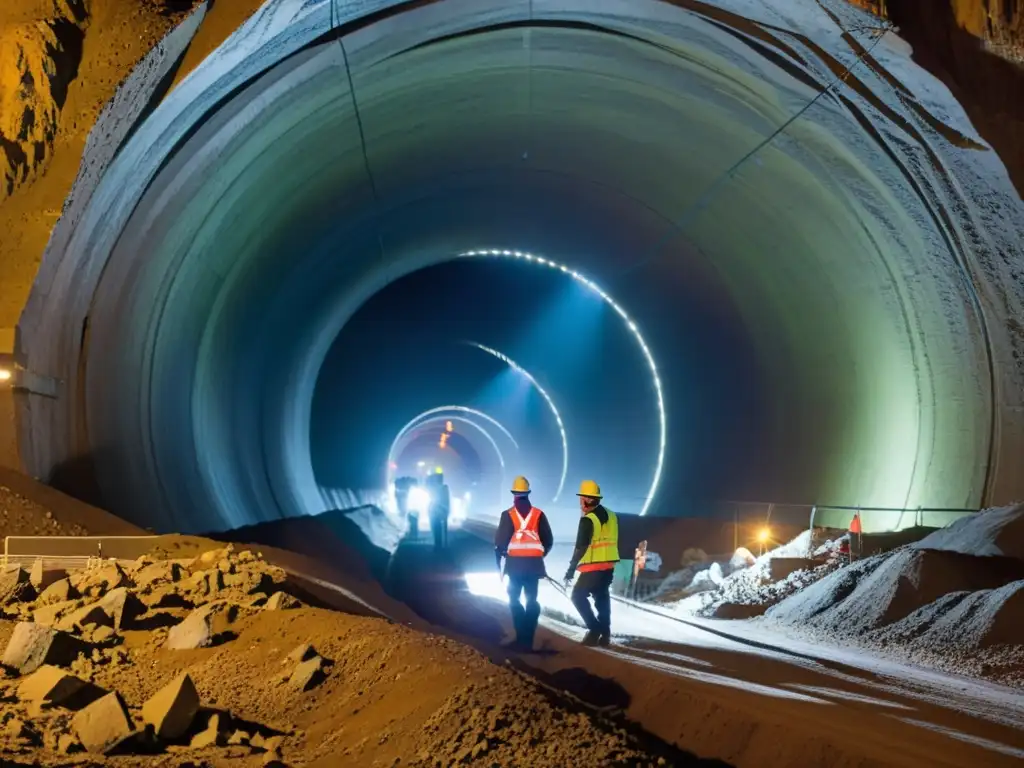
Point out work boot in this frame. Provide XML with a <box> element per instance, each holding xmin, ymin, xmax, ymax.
<box><xmin>598</xmin><ymin>633</ymin><xmax>611</xmax><ymax>648</ymax></box>
<box><xmin>501</xmin><ymin>637</ymin><xmax>527</xmax><ymax>652</ymax></box>
<box><xmin>581</xmin><ymin>631</ymin><xmax>600</xmax><ymax>647</ymax></box>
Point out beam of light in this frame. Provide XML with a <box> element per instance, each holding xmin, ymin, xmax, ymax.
<box><xmin>467</xmin><ymin>341</ymin><xmax>569</xmax><ymax>503</ymax></box>
<box><xmin>460</xmin><ymin>249</ymin><xmax>666</xmax><ymax>516</ymax></box>
<box><xmin>393</xmin><ymin>414</ymin><xmax>507</xmax><ymax>471</ymax></box>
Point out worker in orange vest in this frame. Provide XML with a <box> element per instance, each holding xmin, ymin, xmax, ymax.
<box><xmin>848</xmin><ymin>512</ymin><xmax>863</xmax><ymax>562</ymax></box>
<box><xmin>494</xmin><ymin>476</ymin><xmax>553</xmax><ymax>651</ymax></box>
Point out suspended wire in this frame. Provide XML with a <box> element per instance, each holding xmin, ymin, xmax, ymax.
<box><xmin>331</xmin><ymin>0</ymin><xmax>387</xmax><ymax>267</ymax></box>
<box><xmin>616</xmin><ymin>19</ymin><xmax>893</xmax><ymax>279</ymax></box>
<box><xmin>523</xmin><ymin>0</ymin><xmax>534</xmax><ymax>162</ymax></box>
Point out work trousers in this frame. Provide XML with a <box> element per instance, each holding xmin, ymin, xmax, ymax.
<box><xmin>430</xmin><ymin>515</ymin><xmax>448</xmax><ymax>550</ymax></box>
<box><xmin>507</xmin><ymin>574</ymin><xmax>541</xmax><ymax>646</ymax></box>
<box><xmin>571</xmin><ymin>569</ymin><xmax>614</xmax><ymax>636</ymax></box>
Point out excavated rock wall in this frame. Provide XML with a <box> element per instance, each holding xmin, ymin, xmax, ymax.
<box><xmin>852</xmin><ymin>0</ymin><xmax>1024</xmax><ymax>197</ymax></box>
<box><xmin>0</xmin><ymin>1</ymin><xmax>87</xmax><ymax>201</ymax></box>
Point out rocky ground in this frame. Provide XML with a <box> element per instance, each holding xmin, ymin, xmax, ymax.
<box><xmin>0</xmin><ymin>544</ymin><xmax>679</xmax><ymax>767</ymax></box>
<box><xmin>0</xmin><ymin>482</ymin><xmax>89</xmax><ymax>537</ymax></box>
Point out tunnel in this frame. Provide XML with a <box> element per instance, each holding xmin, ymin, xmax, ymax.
<box><xmin>14</xmin><ymin>0</ymin><xmax>1024</xmax><ymax>535</ymax></box>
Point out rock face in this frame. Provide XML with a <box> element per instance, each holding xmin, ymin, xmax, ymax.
<box><xmin>854</xmin><ymin>0</ymin><xmax>1024</xmax><ymax>196</ymax></box>
<box><xmin>1</xmin><ymin>622</ymin><xmax>88</xmax><ymax>674</ymax></box>
<box><xmin>0</xmin><ymin>1</ymin><xmax>88</xmax><ymax>200</ymax></box>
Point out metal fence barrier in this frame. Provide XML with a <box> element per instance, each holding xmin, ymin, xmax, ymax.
<box><xmin>3</xmin><ymin>535</ymin><xmax>160</xmax><ymax>570</ymax></box>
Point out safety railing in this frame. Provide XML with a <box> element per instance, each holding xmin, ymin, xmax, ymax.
<box><xmin>2</xmin><ymin>535</ymin><xmax>160</xmax><ymax>570</ymax></box>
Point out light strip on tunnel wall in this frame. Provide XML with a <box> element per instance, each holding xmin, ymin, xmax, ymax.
<box><xmin>468</xmin><ymin>342</ymin><xmax>569</xmax><ymax>503</ymax></box>
<box><xmin>459</xmin><ymin>249</ymin><xmax>666</xmax><ymax>517</ymax></box>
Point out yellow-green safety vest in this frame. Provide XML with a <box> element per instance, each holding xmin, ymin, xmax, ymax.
<box><xmin>578</xmin><ymin>509</ymin><xmax>619</xmax><ymax>571</ymax></box>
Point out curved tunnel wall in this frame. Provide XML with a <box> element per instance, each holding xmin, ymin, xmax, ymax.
<box><xmin>17</xmin><ymin>0</ymin><xmax>1024</xmax><ymax>533</ymax></box>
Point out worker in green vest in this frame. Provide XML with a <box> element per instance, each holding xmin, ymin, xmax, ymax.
<box><xmin>563</xmin><ymin>480</ymin><xmax>619</xmax><ymax>647</ymax></box>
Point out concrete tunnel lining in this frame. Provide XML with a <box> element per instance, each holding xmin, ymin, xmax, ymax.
<box><xmin>16</xmin><ymin>0</ymin><xmax>1024</xmax><ymax>533</ymax></box>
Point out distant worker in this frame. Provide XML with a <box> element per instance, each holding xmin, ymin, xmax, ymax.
<box><xmin>494</xmin><ymin>476</ymin><xmax>553</xmax><ymax>651</ymax></box>
<box><xmin>563</xmin><ymin>480</ymin><xmax>619</xmax><ymax>647</ymax></box>
<box><xmin>394</xmin><ymin>476</ymin><xmax>418</xmax><ymax>538</ymax></box>
<box><xmin>428</xmin><ymin>471</ymin><xmax>451</xmax><ymax>550</ymax></box>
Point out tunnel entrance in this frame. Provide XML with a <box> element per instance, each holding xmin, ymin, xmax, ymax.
<box><xmin>17</xmin><ymin>0</ymin><xmax>1024</xmax><ymax>535</ymax></box>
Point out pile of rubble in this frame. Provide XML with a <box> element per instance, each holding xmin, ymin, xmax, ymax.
<box><xmin>416</xmin><ymin>678</ymin><xmax>661</xmax><ymax>767</ymax></box>
<box><xmin>0</xmin><ymin>541</ymin><xmax>689</xmax><ymax>766</ymax></box>
<box><xmin>0</xmin><ymin>544</ymin><xmax>310</xmax><ymax>765</ymax></box>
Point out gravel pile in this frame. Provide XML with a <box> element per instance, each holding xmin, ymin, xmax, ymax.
<box><xmin>766</xmin><ymin>505</ymin><xmax>1024</xmax><ymax>687</ymax></box>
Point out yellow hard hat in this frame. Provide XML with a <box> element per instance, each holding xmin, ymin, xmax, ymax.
<box><xmin>576</xmin><ymin>479</ymin><xmax>602</xmax><ymax>499</ymax></box>
<box><xmin>510</xmin><ymin>476</ymin><xmax>531</xmax><ymax>494</ymax></box>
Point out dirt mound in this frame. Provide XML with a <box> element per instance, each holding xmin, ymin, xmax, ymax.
<box><xmin>911</xmin><ymin>503</ymin><xmax>1024</xmax><ymax>560</ymax></box>
<box><xmin>0</xmin><ymin>466</ymin><xmax>144</xmax><ymax>538</ymax></box>
<box><xmin>861</xmin><ymin>579</ymin><xmax>1024</xmax><ymax>686</ymax></box>
<box><xmin>766</xmin><ymin>542</ymin><xmax>1024</xmax><ymax>686</ymax></box>
<box><xmin>0</xmin><ymin>544</ymin><xmax>689</xmax><ymax>766</ymax></box>
<box><xmin>213</xmin><ymin>507</ymin><xmax>398</xmax><ymax>586</ymax></box>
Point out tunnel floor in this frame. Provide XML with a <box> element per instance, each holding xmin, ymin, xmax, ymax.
<box><xmin>344</xmin><ymin>519</ymin><xmax>1024</xmax><ymax>767</ymax></box>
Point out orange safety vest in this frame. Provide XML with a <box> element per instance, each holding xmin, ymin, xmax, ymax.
<box><xmin>506</xmin><ymin>507</ymin><xmax>545</xmax><ymax>558</ymax></box>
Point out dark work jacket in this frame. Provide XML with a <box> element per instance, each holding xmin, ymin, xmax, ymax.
<box><xmin>567</xmin><ymin>505</ymin><xmax>610</xmax><ymax>574</ymax></box>
<box><xmin>429</xmin><ymin>484</ymin><xmax>450</xmax><ymax>520</ymax></box>
<box><xmin>494</xmin><ymin>497</ymin><xmax>554</xmax><ymax>579</ymax></box>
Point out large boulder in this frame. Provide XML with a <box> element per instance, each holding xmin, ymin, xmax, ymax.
<box><xmin>289</xmin><ymin>656</ymin><xmax>327</xmax><ymax>692</ymax></box>
<box><xmin>265</xmin><ymin>592</ymin><xmax>302</xmax><ymax>611</ymax></box>
<box><xmin>2</xmin><ymin>622</ymin><xmax>90</xmax><ymax>675</ymax></box>
<box><xmin>36</xmin><ymin>577</ymin><xmax>74</xmax><ymax>606</ymax></box>
<box><xmin>71</xmin><ymin>563</ymin><xmax>129</xmax><ymax>599</ymax></box>
<box><xmin>135</xmin><ymin>561</ymin><xmax>184</xmax><ymax>588</ymax></box>
<box><xmin>165</xmin><ymin>602</ymin><xmax>242</xmax><ymax>650</ymax></box>
<box><xmin>191</xmin><ymin>546</ymin><xmax>234</xmax><ymax>572</ymax></box>
<box><xmin>56</xmin><ymin>603</ymin><xmax>113</xmax><ymax>633</ymax></box>
<box><xmin>96</xmin><ymin>587</ymin><xmax>146</xmax><ymax>630</ymax></box>
<box><xmin>142</xmin><ymin>673</ymin><xmax>200</xmax><ymax>740</ymax></box>
<box><xmin>72</xmin><ymin>691</ymin><xmax>135</xmax><ymax>754</ymax></box>
<box><xmin>18</xmin><ymin>665</ymin><xmax>107</xmax><ymax>709</ymax></box>
<box><xmin>33</xmin><ymin>598</ymin><xmax>79</xmax><ymax>627</ymax></box>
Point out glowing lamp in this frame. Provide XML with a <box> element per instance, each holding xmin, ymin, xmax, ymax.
<box><xmin>757</xmin><ymin>527</ymin><xmax>771</xmax><ymax>544</ymax></box>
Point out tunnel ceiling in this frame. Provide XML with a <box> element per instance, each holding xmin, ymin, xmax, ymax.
<box><xmin>15</xmin><ymin>0</ymin><xmax>1024</xmax><ymax>533</ymax></box>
